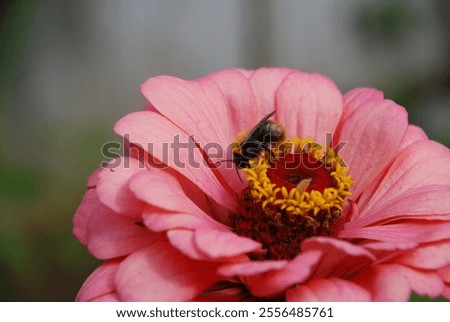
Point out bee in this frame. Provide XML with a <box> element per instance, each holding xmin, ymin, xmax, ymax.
<box><xmin>230</xmin><ymin>111</ymin><xmax>286</xmax><ymax>179</ymax></box>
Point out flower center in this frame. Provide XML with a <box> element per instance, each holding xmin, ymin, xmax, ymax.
<box><xmin>231</xmin><ymin>138</ymin><xmax>353</xmax><ymax>260</ymax></box>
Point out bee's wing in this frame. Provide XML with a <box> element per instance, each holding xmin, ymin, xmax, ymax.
<box><xmin>244</xmin><ymin>110</ymin><xmax>276</xmax><ymax>141</ymax></box>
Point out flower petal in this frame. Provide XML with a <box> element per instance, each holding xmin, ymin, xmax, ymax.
<box><xmin>353</xmin><ymin>264</ymin><xmax>444</xmax><ymax>301</ymax></box>
<box><xmin>218</xmin><ymin>260</ymin><xmax>288</xmax><ymax>277</ymax></box>
<box><xmin>359</xmin><ymin>140</ymin><xmax>450</xmax><ymax>216</ymax></box>
<box><xmin>438</xmin><ymin>265</ymin><xmax>450</xmax><ymax>299</ymax></box>
<box><xmin>87</xmin><ymin>168</ymin><xmax>102</xmax><ymax>188</ymax></box>
<box><xmin>337</xmin><ymin>99</ymin><xmax>408</xmax><ymax>198</ymax></box>
<box><xmin>276</xmin><ymin>71</ymin><xmax>343</xmax><ymax>140</ymax></box>
<box><xmin>143</xmin><ymin>212</ymin><xmax>222</xmax><ymax>232</ymax></box>
<box><xmin>193</xmin><ymin>285</ymin><xmax>249</xmax><ymax>301</ymax></box>
<box><xmin>129</xmin><ymin>170</ymin><xmax>203</xmax><ymax>214</ymax></box>
<box><xmin>355</xmin><ymin>125</ymin><xmax>429</xmax><ymax>209</ymax></box>
<box><xmin>286</xmin><ymin>278</ymin><xmax>372</xmax><ymax>301</ymax></box>
<box><xmin>395</xmin><ymin>240</ymin><xmax>450</xmax><ymax>270</ymax></box>
<box><xmin>141</xmin><ymin>75</ymin><xmax>231</xmax><ymax>146</ymax></box>
<box><xmin>348</xmin><ymin>185</ymin><xmax>450</xmax><ymax>229</ymax></box>
<box><xmin>249</xmin><ymin>67</ymin><xmax>296</xmax><ymax>115</ymax></box>
<box><xmin>86</xmin><ymin>208</ymin><xmax>162</xmax><ymax>259</ymax></box>
<box><xmin>73</xmin><ymin>189</ymin><xmax>99</xmax><ymax>245</ymax></box>
<box><xmin>341</xmin><ymin>87</ymin><xmax>384</xmax><ymax>125</ymax></box>
<box><xmin>96</xmin><ymin>157</ymin><xmax>146</xmax><ymax>217</ymax></box>
<box><xmin>115</xmin><ymin>241</ymin><xmax>220</xmax><ymax>301</ymax></box>
<box><xmin>166</xmin><ymin>229</ymin><xmax>208</xmax><ymax>261</ymax></box>
<box><xmin>76</xmin><ymin>260</ymin><xmax>120</xmax><ymax>302</ymax></box>
<box><xmin>340</xmin><ymin>221</ymin><xmax>450</xmax><ymax>244</ymax></box>
<box><xmin>301</xmin><ymin>237</ymin><xmax>375</xmax><ymax>278</ymax></box>
<box><xmin>207</xmin><ymin>69</ymin><xmax>258</xmax><ymax>133</ymax></box>
<box><xmin>114</xmin><ymin>111</ymin><xmax>237</xmax><ymax>211</ymax></box>
<box><xmin>194</xmin><ymin>229</ymin><xmax>262</xmax><ymax>259</ymax></box>
<box><xmin>244</xmin><ymin>250</ymin><xmax>322</xmax><ymax>297</ymax></box>
<box><xmin>397</xmin><ymin>125</ymin><xmax>428</xmax><ymax>152</ymax></box>
<box><xmin>93</xmin><ymin>293</ymin><xmax>120</xmax><ymax>301</ymax></box>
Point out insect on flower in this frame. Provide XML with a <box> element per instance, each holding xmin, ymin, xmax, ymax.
<box><xmin>233</xmin><ymin>111</ymin><xmax>286</xmax><ymax>168</ymax></box>
<box><xmin>218</xmin><ymin>111</ymin><xmax>286</xmax><ymax>181</ymax></box>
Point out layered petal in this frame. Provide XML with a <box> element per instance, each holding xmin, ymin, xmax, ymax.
<box><xmin>336</xmin><ymin>99</ymin><xmax>408</xmax><ymax>198</ymax></box>
<box><xmin>249</xmin><ymin>67</ymin><xmax>295</xmax><ymax>115</ymax></box>
<box><xmin>301</xmin><ymin>237</ymin><xmax>375</xmax><ymax>278</ymax></box>
<box><xmin>115</xmin><ymin>241</ymin><xmax>220</xmax><ymax>301</ymax></box>
<box><xmin>357</xmin><ymin>140</ymin><xmax>450</xmax><ymax>218</ymax></box>
<box><xmin>340</xmin><ymin>221</ymin><xmax>450</xmax><ymax>244</ymax></box>
<box><xmin>86</xmin><ymin>209</ymin><xmax>162</xmax><ymax>259</ymax></box>
<box><xmin>167</xmin><ymin>228</ymin><xmax>261</xmax><ymax>261</ymax></box>
<box><xmin>276</xmin><ymin>71</ymin><xmax>343</xmax><ymax>140</ymax></box>
<box><xmin>96</xmin><ymin>157</ymin><xmax>146</xmax><ymax>217</ymax></box>
<box><xmin>114</xmin><ymin>111</ymin><xmax>237</xmax><ymax>211</ymax></box>
<box><xmin>207</xmin><ymin>69</ymin><xmax>258</xmax><ymax>133</ymax></box>
<box><xmin>243</xmin><ymin>250</ymin><xmax>322</xmax><ymax>297</ymax></box>
<box><xmin>76</xmin><ymin>260</ymin><xmax>121</xmax><ymax>302</ymax></box>
<box><xmin>73</xmin><ymin>189</ymin><xmax>100</xmax><ymax>245</ymax></box>
<box><xmin>286</xmin><ymin>278</ymin><xmax>372</xmax><ymax>301</ymax></box>
<box><xmin>141</xmin><ymin>75</ymin><xmax>232</xmax><ymax>145</ymax></box>
<box><xmin>353</xmin><ymin>264</ymin><xmax>445</xmax><ymax>301</ymax></box>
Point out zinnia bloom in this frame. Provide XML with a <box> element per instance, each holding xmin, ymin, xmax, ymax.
<box><xmin>73</xmin><ymin>68</ymin><xmax>450</xmax><ymax>301</ymax></box>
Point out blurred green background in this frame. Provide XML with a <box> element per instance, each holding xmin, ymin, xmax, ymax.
<box><xmin>0</xmin><ymin>0</ymin><xmax>449</xmax><ymax>301</ymax></box>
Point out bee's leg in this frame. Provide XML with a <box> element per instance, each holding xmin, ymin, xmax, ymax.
<box><xmin>235</xmin><ymin>166</ymin><xmax>244</xmax><ymax>182</ymax></box>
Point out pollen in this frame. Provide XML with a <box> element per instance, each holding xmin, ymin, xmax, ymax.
<box><xmin>231</xmin><ymin>137</ymin><xmax>353</xmax><ymax>260</ymax></box>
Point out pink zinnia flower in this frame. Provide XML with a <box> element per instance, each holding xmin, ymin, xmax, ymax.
<box><xmin>73</xmin><ymin>68</ymin><xmax>450</xmax><ymax>301</ymax></box>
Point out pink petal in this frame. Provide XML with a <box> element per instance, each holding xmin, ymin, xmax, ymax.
<box><xmin>86</xmin><ymin>207</ymin><xmax>162</xmax><ymax>259</ymax></box>
<box><xmin>96</xmin><ymin>157</ymin><xmax>146</xmax><ymax>217</ymax></box>
<box><xmin>207</xmin><ymin>69</ymin><xmax>259</xmax><ymax>133</ymax></box>
<box><xmin>340</xmin><ymin>87</ymin><xmax>384</xmax><ymax>126</ymax></box>
<box><xmin>76</xmin><ymin>260</ymin><xmax>120</xmax><ymax>301</ymax></box>
<box><xmin>286</xmin><ymin>278</ymin><xmax>372</xmax><ymax>302</ymax></box>
<box><xmin>301</xmin><ymin>237</ymin><xmax>375</xmax><ymax>278</ymax></box>
<box><xmin>92</xmin><ymin>293</ymin><xmax>120</xmax><ymax>301</ymax></box>
<box><xmin>355</xmin><ymin>125</ymin><xmax>429</xmax><ymax>210</ymax></box>
<box><xmin>358</xmin><ymin>140</ymin><xmax>450</xmax><ymax>215</ymax></box>
<box><xmin>218</xmin><ymin>260</ymin><xmax>288</xmax><ymax>277</ymax></box>
<box><xmin>87</xmin><ymin>168</ymin><xmax>102</xmax><ymax>188</ymax></box>
<box><xmin>129</xmin><ymin>170</ymin><xmax>227</xmax><ymax>231</ymax></box>
<box><xmin>73</xmin><ymin>189</ymin><xmax>99</xmax><ymax>245</ymax></box>
<box><xmin>129</xmin><ymin>170</ymin><xmax>203</xmax><ymax>214</ymax></box>
<box><xmin>361</xmin><ymin>241</ymin><xmax>417</xmax><ymax>262</ymax></box>
<box><xmin>194</xmin><ymin>229</ymin><xmax>262</xmax><ymax>259</ymax></box>
<box><xmin>115</xmin><ymin>241</ymin><xmax>220</xmax><ymax>301</ymax></box>
<box><xmin>395</xmin><ymin>240</ymin><xmax>450</xmax><ymax>270</ymax></box>
<box><xmin>234</xmin><ymin>68</ymin><xmax>254</xmax><ymax>78</ymax></box>
<box><xmin>276</xmin><ymin>71</ymin><xmax>343</xmax><ymax>140</ymax></box>
<box><xmin>340</xmin><ymin>221</ymin><xmax>450</xmax><ymax>244</ymax></box>
<box><xmin>143</xmin><ymin>212</ymin><xmax>222</xmax><ymax>232</ymax></box>
<box><xmin>114</xmin><ymin>111</ymin><xmax>237</xmax><ymax>211</ymax></box>
<box><xmin>141</xmin><ymin>75</ymin><xmax>232</xmax><ymax>146</ymax></box>
<box><xmin>353</xmin><ymin>264</ymin><xmax>444</xmax><ymax>301</ymax></box>
<box><xmin>439</xmin><ymin>264</ymin><xmax>450</xmax><ymax>283</ymax></box>
<box><xmin>347</xmin><ymin>185</ymin><xmax>450</xmax><ymax>229</ymax></box>
<box><xmin>167</xmin><ymin>229</ymin><xmax>261</xmax><ymax>261</ymax></box>
<box><xmin>167</xmin><ymin>229</ymin><xmax>209</xmax><ymax>260</ymax></box>
<box><xmin>397</xmin><ymin>125</ymin><xmax>428</xmax><ymax>152</ymax></box>
<box><xmin>438</xmin><ymin>265</ymin><xmax>450</xmax><ymax>299</ymax></box>
<box><xmin>249</xmin><ymin>67</ymin><xmax>296</xmax><ymax>115</ymax></box>
<box><xmin>336</xmin><ymin>99</ymin><xmax>408</xmax><ymax>198</ymax></box>
<box><xmin>193</xmin><ymin>285</ymin><xmax>249</xmax><ymax>301</ymax></box>
<box><xmin>244</xmin><ymin>250</ymin><xmax>322</xmax><ymax>297</ymax></box>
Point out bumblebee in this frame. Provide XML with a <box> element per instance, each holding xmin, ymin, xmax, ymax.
<box><xmin>232</xmin><ymin>111</ymin><xmax>286</xmax><ymax>169</ymax></box>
